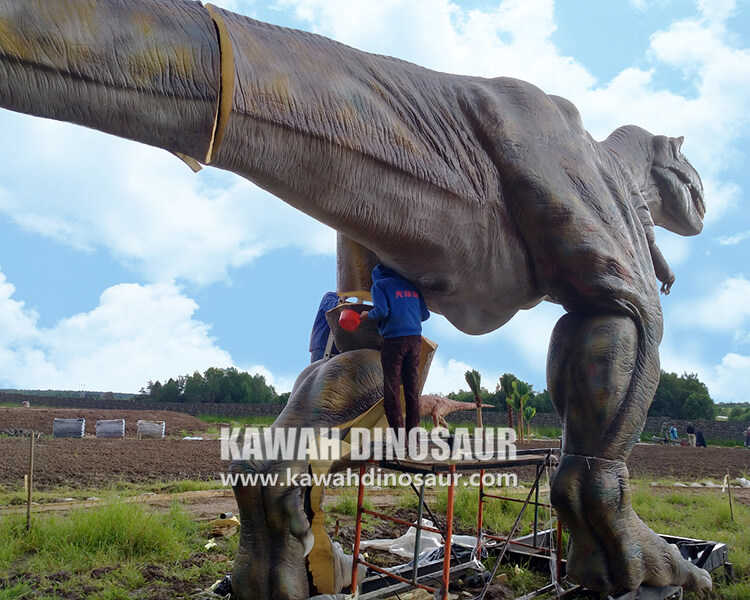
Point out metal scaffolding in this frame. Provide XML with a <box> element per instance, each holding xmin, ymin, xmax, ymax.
<box><xmin>349</xmin><ymin>447</ymin><xmax>562</xmax><ymax>599</ymax></box>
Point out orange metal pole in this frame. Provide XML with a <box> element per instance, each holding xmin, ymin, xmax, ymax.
<box><xmin>360</xmin><ymin>508</ymin><xmax>442</xmax><ymax>534</ymax></box>
<box><xmin>351</xmin><ymin>463</ymin><xmax>367</xmax><ymax>593</ymax></box>
<box><xmin>476</xmin><ymin>468</ymin><xmax>484</xmax><ymax>557</ymax></box>
<box><xmin>442</xmin><ymin>464</ymin><xmax>456</xmax><ymax>598</ymax></box>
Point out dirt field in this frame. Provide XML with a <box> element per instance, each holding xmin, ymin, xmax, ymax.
<box><xmin>0</xmin><ymin>436</ymin><xmax>748</xmax><ymax>488</ymax></box>
<box><xmin>0</xmin><ymin>439</ymin><xmax>223</xmax><ymax>487</ymax></box>
<box><xmin>0</xmin><ymin>407</ymin><xmax>209</xmax><ymax>437</ymax></box>
<box><xmin>522</xmin><ymin>440</ymin><xmax>750</xmax><ymax>480</ymax></box>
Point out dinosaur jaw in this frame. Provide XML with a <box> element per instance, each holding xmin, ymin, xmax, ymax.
<box><xmin>652</xmin><ymin>164</ymin><xmax>705</xmax><ymax>236</ymax></box>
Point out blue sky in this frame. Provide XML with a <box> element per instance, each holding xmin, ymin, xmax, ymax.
<box><xmin>0</xmin><ymin>0</ymin><xmax>748</xmax><ymax>401</ymax></box>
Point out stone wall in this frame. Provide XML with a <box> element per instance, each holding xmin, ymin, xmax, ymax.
<box><xmin>0</xmin><ymin>392</ymin><xmax>283</xmax><ymax>418</ymax></box>
<box><xmin>642</xmin><ymin>417</ymin><xmax>748</xmax><ymax>443</ymax></box>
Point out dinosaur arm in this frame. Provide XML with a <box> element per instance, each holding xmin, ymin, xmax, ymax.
<box><xmin>638</xmin><ymin>200</ymin><xmax>675</xmax><ymax>294</ymax></box>
<box><xmin>649</xmin><ymin>241</ymin><xmax>675</xmax><ymax>294</ymax></box>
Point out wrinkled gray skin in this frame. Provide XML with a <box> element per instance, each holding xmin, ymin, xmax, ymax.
<box><xmin>231</xmin><ymin>349</ymin><xmax>384</xmax><ymax>599</ymax></box>
<box><xmin>0</xmin><ymin>1</ymin><xmax>709</xmax><ymax>597</ymax></box>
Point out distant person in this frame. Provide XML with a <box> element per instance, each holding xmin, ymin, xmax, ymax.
<box><xmin>309</xmin><ymin>291</ymin><xmax>340</xmax><ymax>363</ymax></box>
<box><xmin>361</xmin><ymin>264</ymin><xmax>430</xmax><ymax>435</ymax></box>
<box><xmin>669</xmin><ymin>425</ymin><xmax>678</xmax><ymax>442</ymax></box>
<box><xmin>686</xmin><ymin>423</ymin><xmax>696</xmax><ymax>447</ymax></box>
<box><xmin>744</xmin><ymin>426</ymin><xmax>750</xmax><ymax>448</ymax></box>
<box><xmin>695</xmin><ymin>429</ymin><xmax>707</xmax><ymax>448</ymax></box>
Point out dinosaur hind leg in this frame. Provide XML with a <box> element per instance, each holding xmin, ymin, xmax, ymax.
<box><xmin>547</xmin><ymin>312</ymin><xmax>711</xmax><ymax>593</ymax></box>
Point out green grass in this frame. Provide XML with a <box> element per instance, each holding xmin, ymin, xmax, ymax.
<box><xmin>329</xmin><ymin>490</ymin><xmax>373</xmax><ymax>516</ymax></box>
<box><xmin>0</xmin><ymin>502</ymin><xmax>196</xmax><ymax>574</ymax></box>
<box><xmin>434</xmin><ymin>484</ymin><xmax>546</xmax><ymax>538</ymax></box>
<box><xmin>196</xmin><ymin>414</ymin><xmax>276</xmax><ymax>427</ymax></box>
<box><xmin>149</xmin><ymin>480</ymin><xmax>221</xmax><ymax>494</ymax></box>
<box><xmin>0</xmin><ymin>479</ymin><xmax>222</xmax><ymax>507</ymax></box>
<box><xmin>527</xmin><ymin>426</ymin><xmax>562</xmax><ymax>440</ymax></box>
<box><xmin>705</xmin><ymin>439</ymin><xmax>747</xmax><ymax>448</ymax></box>
<box><xmin>638</xmin><ymin>433</ymin><xmax>745</xmax><ymax>447</ymax></box>
<box><xmin>619</xmin><ymin>482</ymin><xmax>748</xmax><ymax>599</ymax></box>
<box><xmin>0</xmin><ymin>501</ymin><xmax>235</xmax><ymax>599</ymax></box>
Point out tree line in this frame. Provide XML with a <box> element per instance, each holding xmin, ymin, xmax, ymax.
<box><xmin>141</xmin><ymin>365</ymin><xmax>716</xmax><ymax>420</ymax></box>
<box><xmin>141</xmin><ymin>367</ymin><xmax>288</xmax><ymax>404</ymax></box>
<box><xmin>648</xmin><ymin>371</ymin><xmax>714</xmax><ymax>421</ymax></box>
<box><xmin>448</xmin><ymin>369</ymin><xmax>716</xmax><ymax>422</ymax></box>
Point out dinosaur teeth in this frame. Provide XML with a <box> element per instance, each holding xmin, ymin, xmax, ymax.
<box><xmin>690</xmin><ymin>184</ymin><xmax>706</xmax><ymax>218</ymax></box>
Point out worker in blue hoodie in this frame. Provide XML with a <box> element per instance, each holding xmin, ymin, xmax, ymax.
<box><xmin>361</xmin><ymin>264</ymin><xmax>430</xmax><ymax>433</ymax></box>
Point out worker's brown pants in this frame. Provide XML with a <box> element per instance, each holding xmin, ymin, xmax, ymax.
<box><xmin>381</xmin><ymin>335</ymin><xmax>422</xmax><ymax>433</ymax></box>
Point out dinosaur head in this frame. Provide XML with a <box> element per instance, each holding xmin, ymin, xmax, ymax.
<box><xmin>649</xmin><ymin>135</ymin><xmax>705</xmax><ymax>236</ymax></box>
<box><xmin>231</xmin><ymin>458</ymin><xmax>314</xmax><ymax>600</ymax></box>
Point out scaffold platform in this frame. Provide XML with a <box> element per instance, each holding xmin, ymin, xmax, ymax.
<box><xmin>349</xmin><ymin>445</ymin><xmax>564</xmax><ymax>599</ymax></box>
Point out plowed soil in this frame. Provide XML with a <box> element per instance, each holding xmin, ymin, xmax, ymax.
<box><xmin>0</xmin><ymin>407</ymin><xmax>209</xmax><ymax>437</ymax></box>
<box><xmin>0</xmin><ymin>438</ymin><xmax>225</xmax><ymax>487</ymax></box>
<box><xmin>0</xmin><ymin>436</ymin><xmax>747</xmax><ymax>489</ymax></box>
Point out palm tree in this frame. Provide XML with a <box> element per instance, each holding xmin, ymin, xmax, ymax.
<box><xmin>498</xmin><ymin>373</ymin><xmax>517</xmax><ymax>433</ymax></box>
<box><xmin>524</xmin><ymin>405</ymin><xmax>537</xmax><ymax>438</ymax></box>
<box><xmin>464</xmin><ymin>369</ymin><xmax>483</xmax><ymax>428</ymax></box>
<box><xmin>510</xmin><ymin>379</ymin><xmax>533</xmax><ymax>443</ymax></box>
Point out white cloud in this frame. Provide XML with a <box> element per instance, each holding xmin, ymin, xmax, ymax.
<box><xmin>698</xmin><ymin>0</ymin><xmax>736</xmax><ymax>23</ymax></box>
<box><xmin>429</xmin><ymin>302</ymin><xmax>563</xmax><ymax>370</ymax></box>
<box><xmin>0</xmin><ymin>269</ymin><xmax>298</xmax><ymax>393</ymax></box>
<box><xmin>489</xmin><ymin>303</ymin><xmax>564</xmax><ymax>368</ymax></box>
<box><xmin>277</xmin><ymin>0</ymin><xmax>595</xmax><ymax>96</ymax></box>
<box><xmin>423</xmin><ymin>356</ymin><xmax>478</xmax><ymax>395</ymax></box>
<box><xmin>711</xmin><ymin>352</ymin><xmax>750</xmax><ymax>403</ymax></box>
<box><xmin>244</xmin><ymin>364</ymin><xmax>295</xmax><ymax>394</ymax></box>
<box><xmin>659</xmin><ymin>341</ymin><xmax>749</xmax><ymax>404</ymax></box>
<box><xmin>423</xmin><ymin>301</ymin><xmax>563</xmax><ymax>395</ymax></box>
<box><xmin>654</xmin><ymin>229</ymin><xmax>691</xmax><ymax>267</ymax></box>
<box><xmin>719</xmin><ymin>229</ymin><xmax>750</xmax><ymax>246</ymax></box>
<box><xmin>674</xmin><ymin>276</ymin><xmax>750</xmax><ymax>332</ymax></box>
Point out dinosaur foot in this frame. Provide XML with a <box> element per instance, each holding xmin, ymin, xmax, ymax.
<box><xmin>551</xmin><ymin>454</ymin><xmax>711</xmax><ymax>594</ymax></box>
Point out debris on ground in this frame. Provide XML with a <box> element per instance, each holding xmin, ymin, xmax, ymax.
<box><xmin>208</xmin><ymin>574</ymin><xmax>232</xmax><ymax>597</ymax></box>
<box><xmin>359</xmin><ymin>518</ymin><xmax>478</xmax><ymax>560</ymax></box>
<box><xmin>208</xmin><ymin>516</ymin><xmax>240</xmax><ymax>538</ymax></box>
<box><xmin>204</xmin><ymin>539</ymin><xmax>218</xmax><ymax>551</ymax></box>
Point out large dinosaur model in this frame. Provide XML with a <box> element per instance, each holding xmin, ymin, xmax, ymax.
<box><xmin>0</xmin><ymin>0</ymin><xmax>709</xmax><ymax>598</ymax></box>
